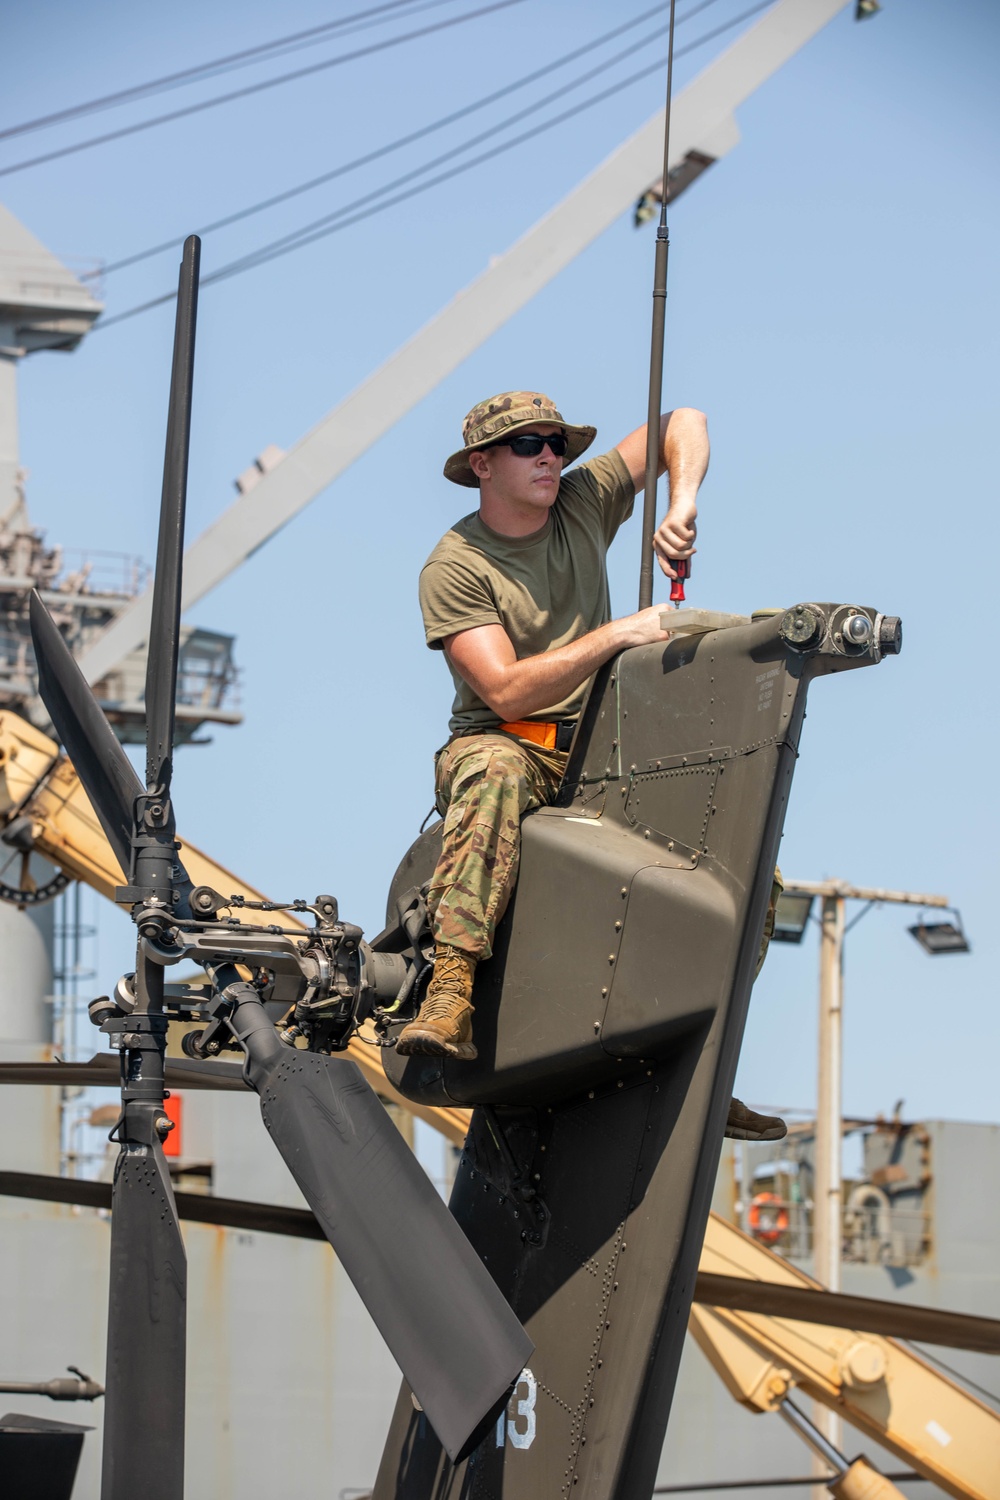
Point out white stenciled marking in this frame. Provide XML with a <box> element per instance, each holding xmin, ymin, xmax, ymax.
<box><xmin>756</xmin><ymin>665</ymin><xmax>781</xmax><ymax>713</ymax></box>
<box><xmin>925</xmin><ymin>1419</ymin><xmax>952</xmax><ymax>1447</ymax></box>
<box><xmin>506</xmin><ymin>1368</ymin><xmax>537</xmax><ymax>1450</ymax></box>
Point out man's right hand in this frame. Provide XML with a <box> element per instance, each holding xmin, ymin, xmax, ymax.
<box><xmin>613</xmin><ymin>604</ymin><xmax>673</xmax><ymax>649</ymax></box>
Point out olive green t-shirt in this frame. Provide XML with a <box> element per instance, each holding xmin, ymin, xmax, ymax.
<box><xmin>419</xmin><ymin>449</ymin><xmax>635</xmax><ymax>735</ymax></box>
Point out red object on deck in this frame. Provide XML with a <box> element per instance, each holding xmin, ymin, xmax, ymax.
<box><xmin>162</xmin><ymin>1092</ymin><xmax>183</xmax><ymax>1157</ymax></box>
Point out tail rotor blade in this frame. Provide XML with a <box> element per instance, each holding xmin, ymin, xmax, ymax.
<box><xmin>146</xmin><ymin>234</ymin><xmax>200</xmax><ymax>798</ymax></box>
<box><xmin>228</xmin><ymin>993</ymin><xmax>532</xmax><ymax>1463</ymax></box>
<box><xmin>101</xmin><ymin>1125</ymin><xmax>186</xmax><ymax>1500</ymax></box>
<box><xmin>29</xmin><ymin>590</ymin><xmax>142</xmax><ymax>877</ymax></box>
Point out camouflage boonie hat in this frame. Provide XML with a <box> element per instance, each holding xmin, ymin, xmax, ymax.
<box><xmin>444</xmin><ymin>390</ymin><xmax>596</xmax><ymax>488</ymax></box>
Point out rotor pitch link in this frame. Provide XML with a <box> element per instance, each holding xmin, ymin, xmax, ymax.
<box><xmin>133</xmin><ymin>914</ymin><xmax>411</xmax><ymax>1053</ymax></box>
<box><xmin>189</xmin><ymin>885</ymin><xmax>342</xmax><ymax>928</ymax></box>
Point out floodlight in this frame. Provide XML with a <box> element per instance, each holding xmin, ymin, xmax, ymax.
<box><xmin>633</xmin><ymin>191</ymin><xmax>659</xmax><ymax>228</ymax></box>
<box><xmin>908</xmin><ymin>916</ymin><xmax>970</xmax><ymax>955</ymax></box>
<box><xmin>855</xmin><ymin>0</ymin><xmax>880</xmax><ymax>19</ymax></box>
<box><xmin>771</xmin><ymin>892</ymin><xmax>814</xmax><ymax>944</ymax></box>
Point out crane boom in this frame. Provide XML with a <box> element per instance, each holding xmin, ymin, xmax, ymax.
<box><xmin>692</xmin><ymin>1213</ymin><xmax>1000</xmax><ymax>1500</ymax></box>
<box><xmin>77</xmin><ymin>0</ymin><xmax>853</xmax><ymax>688</ymax></box>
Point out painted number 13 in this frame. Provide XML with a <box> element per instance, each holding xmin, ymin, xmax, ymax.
<box><xmin>495</xmin><ymin>1368</ymin><xmax>537</xmax><ymax>1450</ymax></box>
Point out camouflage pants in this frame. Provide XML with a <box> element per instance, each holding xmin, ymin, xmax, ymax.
<box><xmin>427</xmin><ymin>733</ymin><xmax>567</xmax><ymax>961</ymax></box>
<box><xmin>757</xmin><ymin>867</ymin><xmax>784</xmax><ymax>979</ymax></box>
<box><xmin>426</xmin><ymin>732</ymin><xmax>784</xmax><ymax>974</ymax></box>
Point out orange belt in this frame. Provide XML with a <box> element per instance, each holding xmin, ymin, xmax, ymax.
<box><xmin>500</xmin><ymin>719</ymin><xmax>559</xmax><ymax>749</ymax></box>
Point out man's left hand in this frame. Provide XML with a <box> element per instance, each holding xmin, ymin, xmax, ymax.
<box><xmin>654</xmin><ymin>503</ymin><xmax>697</xmax><ymax>580</ymax></box>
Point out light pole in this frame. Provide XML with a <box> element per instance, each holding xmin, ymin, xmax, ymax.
<box><xmin>772</xmin><ymin>878</ymin><xmax>968</xmax><ymax>1461</ymax></box>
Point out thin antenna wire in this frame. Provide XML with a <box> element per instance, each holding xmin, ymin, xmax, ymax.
<box><xmin>638</xmin><ymin>0</ymin><xmax>678</xmax><ymax>612</ymax></box>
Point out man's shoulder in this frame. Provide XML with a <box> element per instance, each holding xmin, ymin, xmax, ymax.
<box><xmin>552</xmin><ymin>448</ymin><xmax>635</xmax><ymax>545</ymax></box>
<box><xmin>421</xmin><ymin>514</ymin><xmax>483</xmax><ymax>572</ymax></box>
<box><xmin>419</xmin><ymin>513</ymin><xmax>504</xmax><ymax>648</ymax></box>
<box><xmin>558</xmin><ymin>446</ymin><xmax>633</xmax><ymax>504</ymax></box>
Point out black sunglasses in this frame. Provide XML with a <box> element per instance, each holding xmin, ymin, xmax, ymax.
<box><xmin>484</xmin><ymin>431</ymin><xmax>568</xmax><ymax>458</ymax></box>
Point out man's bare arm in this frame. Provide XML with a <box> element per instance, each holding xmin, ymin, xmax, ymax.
<box><xmin>444</xmin><ymin>609</ymin><xmax>670</xmax><ymax>724</ymax></box>
<box><xmin>616</xmin><ymin>407</ymin><xmax>709</xmax><ymax>580</ymax></box>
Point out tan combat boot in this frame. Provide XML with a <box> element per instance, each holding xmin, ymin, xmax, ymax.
<box><xmin>724</xmin><ymin>1098</ymin><xmax>787</xmax><ymax>1142</ymax></box>
<box><xmin>396</xmin><ymin>946</ymin><xmax>478</xmax><ymax>1060</ymax></box>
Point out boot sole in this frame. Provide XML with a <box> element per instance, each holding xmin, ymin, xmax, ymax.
<box><xmin>395</xmin><ymin>1028</ymin><xmax>478</xmax><ymax>1062</ymax></box>
<box><xmin>723</xmin><ymin>1121</ymin><xmax>787</xmax><ymax>1142</ymax></box>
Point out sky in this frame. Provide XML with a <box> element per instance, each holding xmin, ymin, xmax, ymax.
<box><xmin>3</xmin><ymin>0</ymin><xmax>999</xmax><ymax>1127</ymax></box>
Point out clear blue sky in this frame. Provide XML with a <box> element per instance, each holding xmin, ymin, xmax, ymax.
<box><xmin>4</xmin><ymin>0</ymin><xmax>998</xmax><ymax>1123</ymax></box>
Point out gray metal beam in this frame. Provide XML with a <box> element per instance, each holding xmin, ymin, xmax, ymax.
<box><xmin>78</xmin><ymin>0</ymin><xmax>850</xmax><ymax>687</ymax></box>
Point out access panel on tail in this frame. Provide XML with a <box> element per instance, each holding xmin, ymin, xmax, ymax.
<box><xmin>376</xmin><ymin>602</ymin><xmax>900</xmax><ymax>1500</ymax></box>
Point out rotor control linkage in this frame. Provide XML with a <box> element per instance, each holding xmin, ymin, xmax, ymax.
<box><xmin>190</xmin><ymin>884</ymin><xmax>340</xmax><ymax>926</ymax></box>
<box><xmin>85</xmin><ymin>914</ymin><xmax>407</xmax><ymax>1058</ymax></box>
<box><xmin>95</xmin><ymin>892</ymin><xmax>409</xmax><ymax>1055</ymax></box>
<box><xmin>180</xmin><ymin>1006</ymin><xmax>233</xmax><ymax>1060</ymax></box>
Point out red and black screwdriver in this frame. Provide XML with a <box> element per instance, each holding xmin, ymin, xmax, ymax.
<box><xmin>669</xmin><ymin>557</ymin><xmax>691</xmax><ymax>608</ymax></box>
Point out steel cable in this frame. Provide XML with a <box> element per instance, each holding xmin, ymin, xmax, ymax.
<box><xmin>0</xmin><ymin>0</ymin><xmax>530</xmax><ymax>179</ymax></box>
<box><xmin>0</xmin><ymin>0</ymin><xmax>459</xmax><ymax>142</ymax></box>
<box><xmin>87</xmin><ymin>1</ymin><xmax>702</xmax><ymax>280</ymax></box>
<box><xmin>95</xmin><ymin>0</ymin><xmax>776</xmax><ymax>330</ymax></box>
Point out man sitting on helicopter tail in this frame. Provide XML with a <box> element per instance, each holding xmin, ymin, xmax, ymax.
<box><xmin>396</xmin><ymin>391</ymin><xmax>784</xmax><ymax>1143</ymax></box>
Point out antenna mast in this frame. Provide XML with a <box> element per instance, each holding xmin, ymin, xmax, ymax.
<box><xmin>638</xmin><ymin>0</ymin><xmax>678</xmax><ymax>611</ymax></box>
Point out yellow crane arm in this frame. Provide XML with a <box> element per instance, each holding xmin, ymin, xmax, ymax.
<box><xmin>0</xmin><ymin>711</ymin><xmax>470</xmax><ymax>1145</ymax></box>
<box><xmin>692</xmin><ymin>1212</ymin><xmax>999</xmax><ymax>1500</ymax></box>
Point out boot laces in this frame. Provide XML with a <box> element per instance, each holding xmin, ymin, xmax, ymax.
<box><xmin>420</xmin><ymin>992</ymin><xmax>470</xmax><ymax>1023</ymax></box>
<box><xmin>433</xmin><ymin>948</ymin><xmax>473</xmax><ymax>989</ymax></box>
